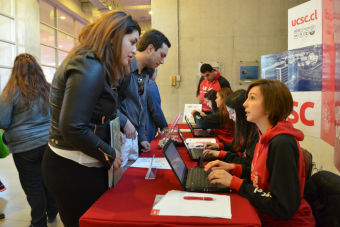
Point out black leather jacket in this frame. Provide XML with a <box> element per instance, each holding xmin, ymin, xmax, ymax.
<box><xmin>49</xmin><ymin>53</ymin><xmax>118</xmax><ymax>167</ymax></box>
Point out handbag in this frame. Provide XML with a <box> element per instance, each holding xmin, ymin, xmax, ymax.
<box><xmin>0</xmin><ymin>130</ymin><xmax>10</xmax><ymax>158</ymax></box>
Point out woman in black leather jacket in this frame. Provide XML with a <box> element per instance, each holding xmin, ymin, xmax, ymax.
<box><xmin>42</xmin><ymin>11</ymin><xmax>140</xmax><ymax>227</ymax></box>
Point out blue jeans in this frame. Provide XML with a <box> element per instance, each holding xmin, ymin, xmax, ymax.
<box><xmin>12</xmin><ymin>145</ymin><xmax>58</xmax><ymax>227</ymax></box>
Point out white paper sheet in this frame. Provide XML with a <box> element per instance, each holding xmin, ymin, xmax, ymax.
<box><xmin>183</xmin><ymin>104</ymin><xmax>202</xmax><ymax>123</ymax></box>
<box><xmin>185</xmin><ymin>138</ymin><xmax>216</xmax><ymax>144</ymax></box>
<box><xmin>153</xmin><ymin>190</ymin><xmax>231</xmax><ymax>219</ymax></box>
<box><xmin>130</xmin><ymin>157</ymin><xmax>171</xmax><ymax>169</ymax></box>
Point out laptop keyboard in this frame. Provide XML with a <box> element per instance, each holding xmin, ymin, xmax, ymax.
<box><xmin>187</xmin><ymin>168</ymin><xmax>212</xmax><ymax>188</ymax></box>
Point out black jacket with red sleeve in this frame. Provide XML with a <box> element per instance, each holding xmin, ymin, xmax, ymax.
<box><xmin>229</xmin><ymin>121</ymin><xmax>315</xmax><ymax>227</ymax></box>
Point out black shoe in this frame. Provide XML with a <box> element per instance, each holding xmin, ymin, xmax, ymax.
<box><xmin>0</xmin><ymin>213</ymin><xmax>5</xmax><ymax>219</ymax></box>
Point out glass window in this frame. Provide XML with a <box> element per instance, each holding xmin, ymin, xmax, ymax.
<box><xmin>58</xmin><ymin>32</ymin><xmax>74</xmax><ymax>51</ymax></box>
<box><xmin>42</xmin><ymin>66</ymin><xmax>56</xmax><ymax>83</ymax></box>
<box><xmin>0</xmin><ymin>68</ymin><xmax>11</xmax><ymax>91</ymax></box>
<box><xmin>57</xmin><ymin>9</ymin><xmax>74</xmax><ymax>35</ymax></box>
<box><xmin>40</xmin><ymin>0</ymin><xmax>88</xmax><ymax>70</ymax></box>
<box><xmin>76</xmin><ymin>21</ymin><xmax>85</xmax><ymax>36</ymax></box>
<box><xmin>0</xmin><ymin>15</ymin><xmax>15</xmax><ymax>42</ymax></box>
<box><xmin>0</xmin><ymin>0</ymin><xmax>13</xmax><ymax>17</ymax></box>
<box><xmin>40</xmin><ymin>45</ymin><xmax>56</xmax><ymax>67</ymax></box>
<box><xmin>0</xmin><ymin>42</ymin><xmax>15</xmax><ymax>67</ymax></box>
<box><xmin>40</xmin><ymin>24</ymin><xmax>55</xmax><ymax>47</ymax></box>
<box><xmin>58</xmin><ymin>50</ymin><xmax>68</xmax><ymax>66</ymax></box>
<box><xmin>40</xmin><ymin>0</ymin><xmax>55</xmax><ymax>27</ymax></box>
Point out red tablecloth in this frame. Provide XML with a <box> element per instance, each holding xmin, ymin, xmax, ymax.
<box><xmin>80</xmin><ymin>125</ymin><xmax>261</xmax><ymax>227</ymax></box>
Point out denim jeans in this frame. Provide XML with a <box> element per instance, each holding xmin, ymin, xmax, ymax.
<box><xmin>12</xmin><ymin>145</ymin><xmax>58</xmax><ymax>227</ymax></box>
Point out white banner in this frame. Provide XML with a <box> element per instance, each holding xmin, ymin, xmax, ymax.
<box><xmin>288</xmin><ymin>91</ymin><xmax>321</xmax><ymax>138</ymax></box>
<box><xmin>288</xmin><ymin>0</ymin><xmax>322</xmax><ymax>50</ymax></box>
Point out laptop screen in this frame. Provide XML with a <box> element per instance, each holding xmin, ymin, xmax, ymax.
<box><xmin>167</xmin><ymin>113</ymin><xmax>181</xmax><ymax>137</ymax></box>
<box><xmin>177</xmin><ymin>127</ymin><xmax>191</xmax><ymax>152</ymax></box>
<box><xmin>185</xmin><ymin>115</ymin><xmax>194</xmax><ymax>133</ymax></box>
<box><xmin>163</xmin><ymin>141</ymin><xmax>187</xmax><ymax>185</ymax></box>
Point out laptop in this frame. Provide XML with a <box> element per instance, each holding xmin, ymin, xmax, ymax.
<box><xmin>158</xmin><ymin>113</ymin><xmax>181</xmax><ymax>147</ymax></box>
<box><xmin>162</xmin><ymin>139</ymin><xmax>228</xmax><ymax>192</ymax></box>
<box><xmin>185</xmin><ymin>116</ymin><xmax>215</xmax><ymax>137</ymax></box>
<box><xmin>177</xmin><ymin>127</ymin><xmax>215</xmax><ymax>161</ymax></box>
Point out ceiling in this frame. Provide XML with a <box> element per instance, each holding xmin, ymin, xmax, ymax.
<box><xmin>86</xmin><ymin>0</ymin><xmax>151</xmax><ymax>21</ymax></box>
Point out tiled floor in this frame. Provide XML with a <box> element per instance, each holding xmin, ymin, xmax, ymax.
<box><xmin>0</xmin><ymin>154</ymin><xmax>64</xmax><ymax>227</ymax></box>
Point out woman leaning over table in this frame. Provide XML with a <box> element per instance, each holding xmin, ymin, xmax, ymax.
<box><xmin>41</xmin><ymin>11</ymin><xmax>140</xmax><ymax>227</ymax></box>
<box><xmin>205</xmin><ymin>79</ymin><xmax>315</xmax><ymax>226</ymax></box>
<box><xmin>0</xmin><ymin>53</ymin><xmax>58</xmax><ymax>227</ymax></box>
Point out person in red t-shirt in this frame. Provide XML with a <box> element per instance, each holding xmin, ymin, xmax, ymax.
<box><xmin>205</xmin><ymin>79</ymin><xmax>315</xmax><ymax>227</ymax></box>
<box><xmin>196</xmin><ymin>63</ymin><xmax>231</xmax><ymax>112</ymax></box>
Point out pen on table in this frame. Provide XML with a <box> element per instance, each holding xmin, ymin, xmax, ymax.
<box><xmin>183</xmin><ymin>196</ymin><xmax>214</xmax><ymax>201</ymax></box>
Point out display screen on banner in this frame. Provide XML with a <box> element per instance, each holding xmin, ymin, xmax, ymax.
<box><xmin>261</xmin><ymin>45</ymin><xmax>322</xmax><ymax>91</ymax></box>
<box><xmin>288</xmin><ymin>0</ymin><xmax>322</xmax><ymax>50</ymax></box>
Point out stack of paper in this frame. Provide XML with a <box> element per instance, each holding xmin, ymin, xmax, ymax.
<box><xmin>151</xmin><ymin>190</ymin><xmax>232</xmax><ymax>219</ymax></box>
<box><xmin>185</xmin><ymin>138</ymin><xmax>216</xmax><ymax>149</ymax></box>
<box><xmin>183</xmin><ymin>104</ymin><xmax>202</xmax><ymax>123</ymax></box>
<box><xmin>185</xmin><ymin>138</ymin><xmax>216</xmax><ymax>144</ymax></box>
<box><xmin>130</xmin><ymin>158</ymin><xmax>171</xmax><ymax>169</ymax></box>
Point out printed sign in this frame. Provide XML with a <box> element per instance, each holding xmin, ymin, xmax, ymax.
<box><xmin>288</xmin><ymin>0</ymin><xmax>322</xmax><ymax>50</ymax></box>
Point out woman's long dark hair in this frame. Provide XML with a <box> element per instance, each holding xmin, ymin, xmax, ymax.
<box><xmin>2</xmin><ymin>53</ymin><xmax>50</xmax><ymax>115</ymax></box>
<box><xmin>66</xmin><ymin>10</ymin><xmax>141</xmax><ymax>85</ymax></box>
<box><xmin>204</xmin><ymin>90</ymin><xmax>218</xmax><ymax>112</ymax></box>
<box><xmin>217</xmin><ymin>87</ymin><xmax>233</xmax><ymax>122</ymax></box>
<box><xmin>225</xmin><ymin>89</ymin><xmax>257</xmax><ymax>152</ymax></box>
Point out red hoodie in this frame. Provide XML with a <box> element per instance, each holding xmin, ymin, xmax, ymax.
<box><xmin>196</xmin><ymin>70</ymin><xmax>231</xmax><ymax>112</ymax></box>
<box><xmin>229</xmin><ymin>121</ymin><xmax>315</xmax><ymax>227</ymax></box>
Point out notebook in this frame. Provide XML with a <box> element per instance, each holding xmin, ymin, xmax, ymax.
<box><xmin>158</xmin><ymin>113</ymin><xmax>181</xmax><ymax>147</ymax></box>
<box><xmin>177</xmin><ymin>127</ymin><xmax>215</xmax><ymax>161</ymax></box>
<box><xmin>162</xmin><ymin>139</ymin><xmax>228</xmax><ymax>192</ymax></box>
<box><xmin>185</xmin><ymin>116</ymin><xmax>215</xmax><ymax>137</ymax></box>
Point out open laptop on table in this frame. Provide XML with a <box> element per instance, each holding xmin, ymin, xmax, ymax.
<box><xmin>158</xmin><ymin>113</ymin><xmax>181</xmax><ymax>147</ymax></box>
<box><xmin>185</xmin><ymin>116</ymin><xmax>215</xmax><ymax>137</ymax></box>
<box><xmin>177</xmin><ymin>127</ymin><xmax>215</xmax><ymax>162</ymax></box>
<box><xmin>162</xmin><ymin>139</ymin><xmax>228</xmax><ymax>192</ymax></box>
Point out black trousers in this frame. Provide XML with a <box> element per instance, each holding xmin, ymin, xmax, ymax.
<box><xmin>12</xmin><ymin>145</ymin><xmax>58</xmax><ymax>227</ymax></box>
<box><xmin>42</xmin><ymin>146</ymin><xmax>108</xmax><ymax>227</ymax></box>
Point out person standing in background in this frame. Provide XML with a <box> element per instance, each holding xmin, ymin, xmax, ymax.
<box><xmin>118</xmin><ymin>29</ymin><xmax>171</xmax><ymax>153</ymax></box>
<box><xmin>146</xmin><ymin>69</ymin><xmax>168</xmax><ymax>142</ymax></box>
<box><xmin>196</xmin><ymin>63</ymin><xmax>231</xmax><ymax>113</ymax></box>
<box><xmin>0</xmin><ymin>53</ymin><xmax>58</xmax><ymax>227</ymax></box>
<box><xmin>42</xmin><ymin>11</ymin><xmax>139</xmax><ymax>227</ymax></box>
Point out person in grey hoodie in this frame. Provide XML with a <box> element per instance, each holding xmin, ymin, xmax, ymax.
<box><xmin>0</xmin><ymin>53</ymin><xmax>58</xmax><ymax>227</ymax></box>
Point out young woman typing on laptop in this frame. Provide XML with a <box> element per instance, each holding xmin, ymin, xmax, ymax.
<box><xmin>203</xmin><ymin>89</ymin><xmax>258</xmax><ymax>165</ymax></box>
<box><xmin>204</xmin><ymin>79</ymin><xmax>315</xmax><ymax>226</ymax></box>
<box><xmin>192</xmin><ymin>88</ymin><xmax>234</xmax><ymax>145</ymax></box>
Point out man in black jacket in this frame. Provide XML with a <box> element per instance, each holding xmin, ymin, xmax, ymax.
<box><xmin>118</xmin><ymin>29</ymin><xmax>171</xmax><ymax>153</ymax></box>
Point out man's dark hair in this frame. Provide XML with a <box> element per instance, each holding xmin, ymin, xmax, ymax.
<box><xmin>200</xmin><ymin>63</ymin><xmax>214</xmax><ymax>73</ymax></box>
<box><xmin>137</xmin><ymin>29</ymin><xmax>171</xmax><ymax>51</ymax></box>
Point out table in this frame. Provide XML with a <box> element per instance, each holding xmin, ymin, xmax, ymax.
<box><xmin>79</xmin><ymin>125</ymin><xmax>261</xmax><ymax>227</ymax></box>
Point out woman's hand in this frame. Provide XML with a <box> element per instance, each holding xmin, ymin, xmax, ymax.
<box><xmin>208</xmin><ymin>169</ymin><xmax>233</xmax><ymax>187</ymax></box>
<box><xmin>124</xmin><ymin>119</ymin><xmax>136</xmax><ymax>139</ymax></box>
<box><xmin>203</xmin><ymin>149</ymin><xmax>220</xmax><ymax>158</ymax></box>
<box><xmin>204</xmin><ymin>160</ymin><xmax>235</xmax><ymax>172</ymax></box>
<box><xmin>204</xmin><ymin>142</ymin><xmax>219</xmax><ymax>150</ymax></box>
<box><xmin>113</xmin><ymin>152</ymin><xmax>122</xmax><ymax>170</ymax></box>
<box><xmin>199</xmin><ymin>111</ymin><xmax>207</xmax><ymax>117</ymax></box>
